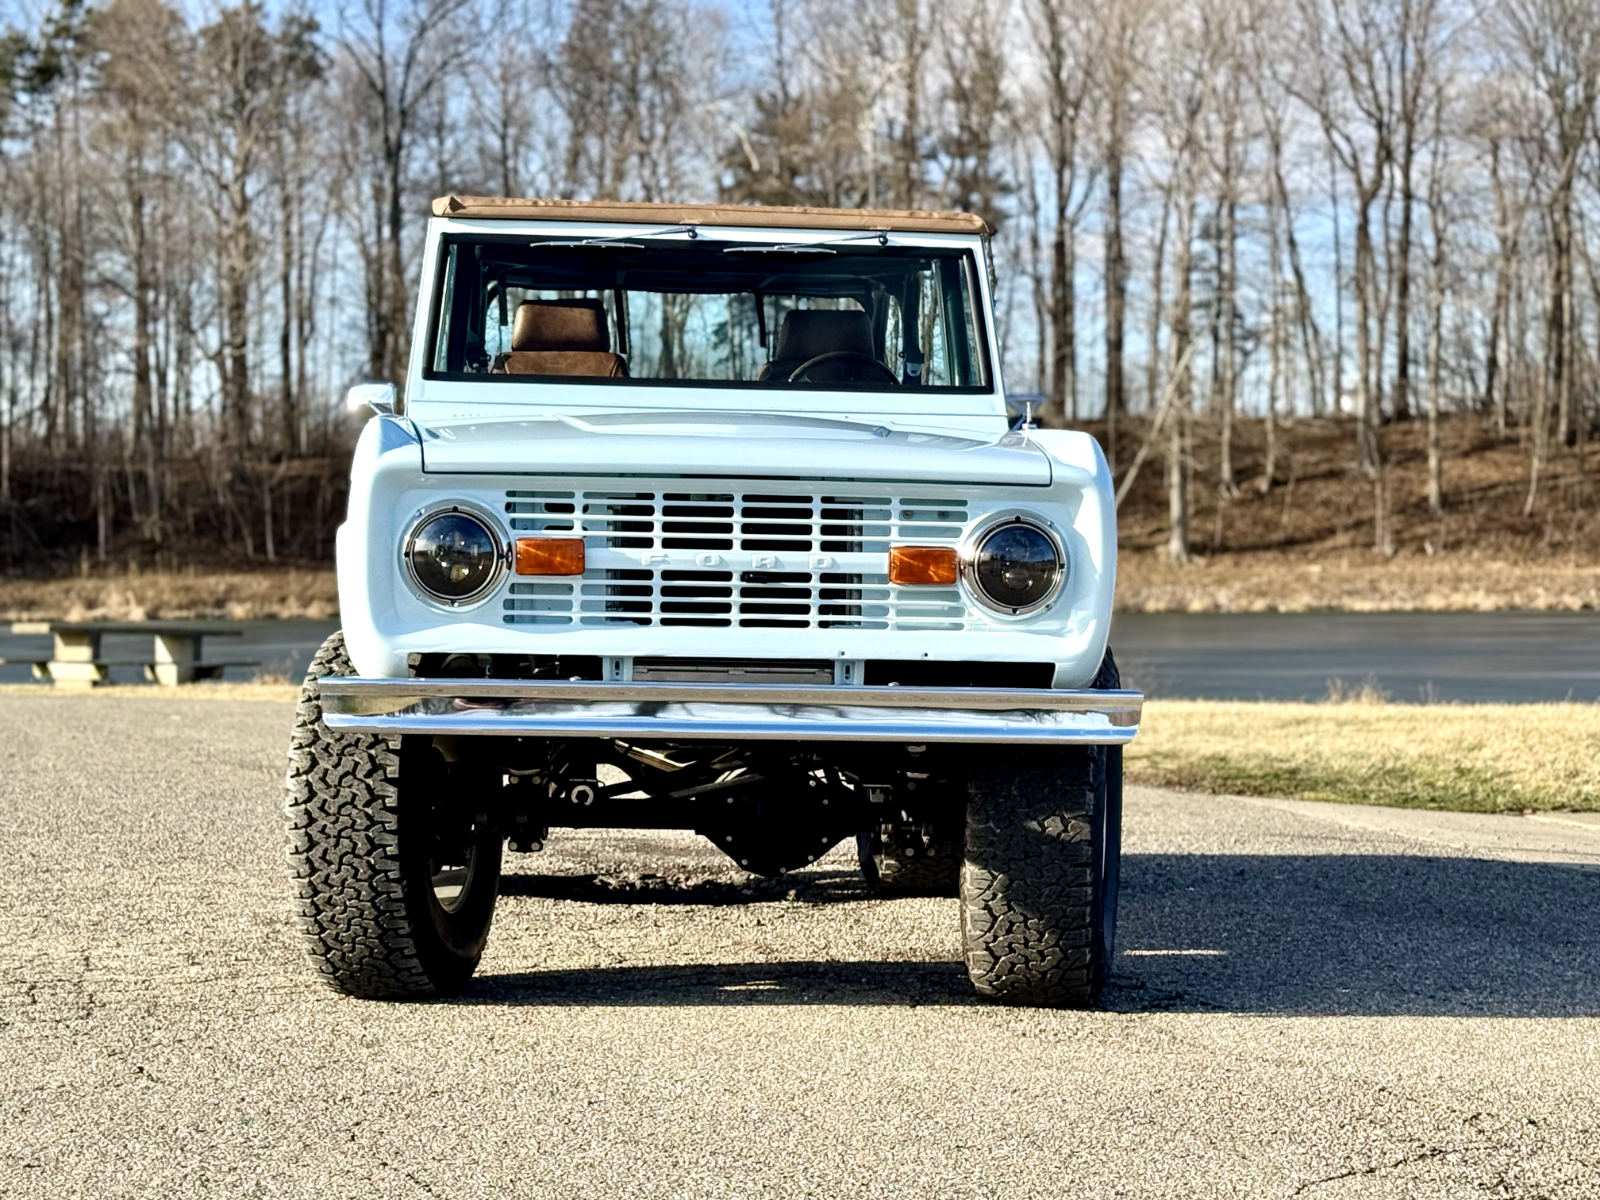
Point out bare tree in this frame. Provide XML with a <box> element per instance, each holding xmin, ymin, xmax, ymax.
<box><xmin>1144</xmin><ymin>0</ymin><xmax>1212</xmax><ymax>562</ymax></box>
<box><xmin>1098</xmin><ymin>0</ymin><xmax>1141</xmax><ymax>474</ymax></box>
<box><xmin>1023</xmin><ymin>0</ymin><xmax>1099</xmax><ymax>421</ymax></box>
<box><xmin>338</xmin><ymin>0</ymin><xmax>471</xmax><ymax>382</ymax></box>
<box><xmin>1296</xmin><ymin>0</ymin><xmax>1407</xmax><ymax>553</ymax></box>
<box><xmin>1423</xmin><ymin>80</ymin><xmax>1449</xmax><ymax>514</ymax></box>
<box><xmin>934</xmin><ymin>0</ymin><xmax>1011</xmax><ymax>230</ymax></box>
<box><xmin>1496</xmin><ymin>0</ymin><xmax>1600</xmax><ymax>514</ymax></box>
<box><xmin>1199</xmin><ymin>0</ymin><xmax>1254</xmax><ymax>496</ymax></box>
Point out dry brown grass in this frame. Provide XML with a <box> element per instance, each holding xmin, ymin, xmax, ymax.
<box><xmin>1126</xmin><ymin>698</ymin><xmax>1600</xmax><ymax>812</ymax></box>
<box><xmin>1116</xmin><ymin>551</ymin><xmax>1600</xmax><ymax>612</ymax></box>
<box><xmin>0</xmin><ymin>568</ymin><xmax>339</xmax><ymax>622</ymax></box>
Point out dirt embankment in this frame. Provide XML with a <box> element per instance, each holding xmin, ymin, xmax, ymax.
<box><xmin>1109</xmin><ymin>413</ymin><xmax>1600</xmax><ymax>612</ymax></box>
<box><xmin>0</xmin><ymin>567</ymin><xmax>340</xmax><ymax>622</ymax></box>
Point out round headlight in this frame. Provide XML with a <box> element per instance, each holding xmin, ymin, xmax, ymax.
<box><xmin>405</xmin><ymin>510</ymin><xmax>503</xmax><ymax>603</ymax></box>
<box><xmin>967</xmin><ymin>519</ymin><xmax>1063</xmax><ymax>614</ymax></box>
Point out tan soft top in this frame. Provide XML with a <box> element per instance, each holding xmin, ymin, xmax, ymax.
<box><xmin>432</xmin><ymin>195</ymin><xmax>990</xmax><ymax>236</ymax></box>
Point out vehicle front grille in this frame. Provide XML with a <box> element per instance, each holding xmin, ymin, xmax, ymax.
<box><xmin>503</xmin><ymin>488</ymin><xmax>968</xmax><ymax>554</ymax></box>
<box><xmin>502</xmin><ymin>568</ymin><xmax>970</xmax><ymax>630</ymax></box>
<box><xmin>499</xmin><ymin>487</ymin><xmax>978</xmax><ymax>631</ymax></box>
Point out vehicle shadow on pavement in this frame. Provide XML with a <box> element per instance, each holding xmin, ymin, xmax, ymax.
<box><xmin>1108</xmin><ymin>852</ymin><xmax>1600</xmax><ymax>1017</ymax></box>
<box><xmin>497</xmin><ymin>867</ymin><xmax>869</xmax><ymax>906</ymax></box>
<box><xmin>477</xmin><ymin>850</ymin><xmax>1600</xmax><ymax>1013</ymax></box>
<box><xmin>467</xmin><ymin>960</ymin><xmax>980</xmax><ymax>1007</ymax></box>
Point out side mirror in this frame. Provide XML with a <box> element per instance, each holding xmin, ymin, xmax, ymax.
<box><xmin>1006</xmin><ymin>392</ymin><xmax>1043</xmax><ymax>432</ymax></box>
<box><xmin>345</xmin><ymin>381</ymin><xmax>397</xmax><ymax>416</ymax></box>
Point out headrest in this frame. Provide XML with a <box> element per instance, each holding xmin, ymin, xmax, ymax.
<box><xmin>511</xmin><ymin>300</ymin><xmax>610</xmax><ymax>352</ymax></box>
<box><xmin>773</xmin><ymin>309</ymin><xmax>874</xmax><ymax>363</ymax></box>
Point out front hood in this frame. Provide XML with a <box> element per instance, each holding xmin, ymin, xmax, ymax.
<box><xmin>415</xmin><ymin>411</ymin><xmax>1052</xmax><ymax>485</ymax></box>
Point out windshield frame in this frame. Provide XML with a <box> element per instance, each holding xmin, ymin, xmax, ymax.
<box><xmin>416</xmin><ymin>225</ymin><xmax>998</xmax><ymax>398</ymax></box>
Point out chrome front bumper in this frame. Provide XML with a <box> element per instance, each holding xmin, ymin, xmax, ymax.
<box><xmin>316</xmin><ymin>678</ymin><xmax>1143</xmax><ymax>745</ymax></box>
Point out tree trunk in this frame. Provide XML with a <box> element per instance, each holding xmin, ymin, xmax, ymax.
<box><xmin>386</xmin><ymin>140</ymin><xmax>408</xmax><ymax>383</ymax></box>
<box><xmin>1393</xmin><ymin>119</ymin><xmax>1415</xmax><ymax>422</ymax></box>
<box><xmin>1524</xmin><ymin>210</ymin><xmax>1560</xmax><ymax>517</ymax></box>
<box><xmin>1050</xmin><ymin>158</ymin><xmax>1076</xmax><ymax>421</ymax></box>
<box><xmin>1167</xmin><ymin>198</ymin><xmax>1195</xmax><ymax>565</ymax></box>
<box><xmin>1426</xmin><ymin>282</ymin><xmax>1444</xmax><ymax>516</ymax></box>
<box><xmin>1103</xmin><ymin>105</ymin><xmax>1124</xmax><ymax>474</ymax></box>
<box><xmin>1354</xmin><ymin>206</ymin><xmax>1379</xmax><ymax>475</ymax></box>
<box><xmin>225</xmin><ymin>170</ymin><xmax>252</xmax><ymax>454</ymax></box>
<box><xmin>1425</xmin><ymin>105</ymin><xmax>1447</xmax><ymax>517</ymax></box>
<box><xmin>1271</xmin><ymin>140</ymin><xmax>1325</xmax><ymax>419</ymax></box>
<box><xmin>1262</xmin><ymin>204</ymin><xmax>1283</xmax><ymax>495</ymax></box>
<box><xmin>1146</xmin><ymin>184</ymin><xmax>1171</xmax><ymax>415</ymax></box>
<box><xmin>1329</xmin><ymin>143</ymin><xmax>1345</xmax><ymax>425</ymax></box>
<box><xmin>1219</xmin><ymin>187</ymin><xmax>1237</xmax><ymax>494</ymax></box>
<box><xmin>1484</xmin><ymin>139</ymin><xmax>1516</xmax><ymax>436</ymax></box>
<box><xmin>279</xmin><ymin>161</ymin><xmax>297</xmax><ymax>456</ymax></box>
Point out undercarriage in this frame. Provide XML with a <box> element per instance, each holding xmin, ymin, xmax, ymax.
<box><xmin>422</xmin><ymin>734</ymin><xmax>961</xmax><ymax>875</ymax></box>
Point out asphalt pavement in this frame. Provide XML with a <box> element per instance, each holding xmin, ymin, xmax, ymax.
<box><xmin>2</xmin><ymin>695</ymin><xmax>1598</xmax><ymax>1198</ymax></box>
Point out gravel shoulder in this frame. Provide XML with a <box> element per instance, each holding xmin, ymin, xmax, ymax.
<box><xmin>1</xmin><ymin>696</ymin><xmax>1598</xmax><ymax>1199</ymax></box>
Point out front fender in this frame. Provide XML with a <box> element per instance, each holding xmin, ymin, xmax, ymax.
<box><xmin>337</xmin><ymin>415</ymin><xmax>424</xmax><ymax>677</ymax></box>
<box><xmin>1031</xmin><ymin>429</ymin><xmax>1117</xmax><ymax>687</ymax></box>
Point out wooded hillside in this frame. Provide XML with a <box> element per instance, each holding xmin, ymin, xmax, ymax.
<box><xmin>1</xmin><ymin>0</ymin><xmax>1598</xmax><ymax>583</ymax></box>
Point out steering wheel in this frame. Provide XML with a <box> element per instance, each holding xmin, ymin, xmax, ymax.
<box><xmin>786</xmin><ymin>351</ymin><xmax>900</xmax><ymax>385</ymax></box>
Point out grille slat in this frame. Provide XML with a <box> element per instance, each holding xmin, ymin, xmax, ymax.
<box><xmin>503</xmin><ymin>487</ymin><xmax>991</xmax><ymax>630</ymax></box>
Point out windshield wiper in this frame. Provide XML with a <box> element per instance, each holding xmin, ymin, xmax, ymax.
<box><xmin>722</xmin><ymin>231</ymin><xmax>894</xmax><ymax>256</ymax></box>
<box><xmin>532</xmin><ymin>225</ymin><xmax>702</xmax><ymax>251</ymax></box>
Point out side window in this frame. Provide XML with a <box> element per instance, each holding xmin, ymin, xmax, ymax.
<box><xmin>881</xmin><ymin>267</ymin><xmax>952</xmax><ymax>385</ymax></box>
<box><xmin>430</xmin><ymin>244</ymin><xmax>458</xmax><ymax>374</ymax></box>
<box><xmin>883</xmin><ymin>295</ymin><xmax>903</xmax><ymax>378</ymax></box>
<box><xmin>921</xmin><ymin>270</ymin><xmax>951</xmax><ymax>386</ymax></box>
<box><xmin>953</xmin><ymin>258</ymin><xmax>987</xmax><ymax>387</ymax></box>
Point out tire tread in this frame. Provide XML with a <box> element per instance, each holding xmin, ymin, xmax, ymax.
<box><xmin>285</xmin><ymin>632</ymin><xmax>440</xmax><ymax>998</ymax></box>
<box><xmin>958</xmin><ymin>648</ymin><xmax>1121</xmax><ymax>1007</ymax></box>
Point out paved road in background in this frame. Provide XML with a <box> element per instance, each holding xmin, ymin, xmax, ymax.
<box><xmin>1114</xmin><ymin>610</ymin><xmax>1600</xmax><ymax>703</ymax></box>
<box><xmin>2</xmin><ymin>611</ymin><xmax>1599</xmax><ymax>701</ymax></box>
<box><xmin>2</xmin><ymin>696</ymin><xmax>1597</xmax><ymax>1198</ymax></box>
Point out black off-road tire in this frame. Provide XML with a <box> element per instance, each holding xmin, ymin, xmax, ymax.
<box><xmin>857</xmin><ymin>809</ymin><xmax>963</xmax><ymax>897</ymax></box>
<box><xmin>285</xmin><ymin>632</ymin><xmax>502</xmax><ymax>998</ymax></box>
<box><xmin>959</xmin><ymin>649</ymin><xmax>1124</xmax><ymax>1007</ymax></box>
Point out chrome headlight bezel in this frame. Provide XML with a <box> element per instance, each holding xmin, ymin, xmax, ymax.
<box><xmin>960</xmin><ymin>512</ymin><xmax>1067</xmax><ymax>618</ymax></box>
<box><xmin>401</xmin><ymin>504</ymin><xmax>509</xmax><ymax>608</ymax></box>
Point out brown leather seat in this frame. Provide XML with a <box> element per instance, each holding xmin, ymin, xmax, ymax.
<box><xmin>760</xmin><ymin>309</ymin><xmax>879</xmax><ymax>382</ymax></box>
<box><xmin>492</xmin><ymin>300</ymin><xmax>627</xmax><ymax>378</ymax></box>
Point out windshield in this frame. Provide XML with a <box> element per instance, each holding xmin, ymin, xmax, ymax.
<box><xmin>426</xmin><ymin>234</ymin><xmax>991</xmax><ymax>391</ymax></box>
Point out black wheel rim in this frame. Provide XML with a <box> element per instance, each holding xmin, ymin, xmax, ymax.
<box><xmin>430</xmin><ymin>842</ymin><xmax>481</xmax><ymax>914</ymax></box>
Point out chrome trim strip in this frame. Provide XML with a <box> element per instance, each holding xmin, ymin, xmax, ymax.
<box><xmin>317</xmin><ymin>676</ymin><xmax>1142</xmax><ymax>713</ymax></box>
<box><xmin>316</xmin><ymin>677</ymin><xmax>1142</xmax><ymax>744</ymax></box>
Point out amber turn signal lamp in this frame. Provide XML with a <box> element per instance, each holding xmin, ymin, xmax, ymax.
<box><xmin>889</xmin><ymin>545</ymin><xmax>959</xmax><ymax>585</ymax></box>
<box><xmin>515</xmin><ymin>537</ymin><xmax>585</xmax><ymax>576</ymax></box>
